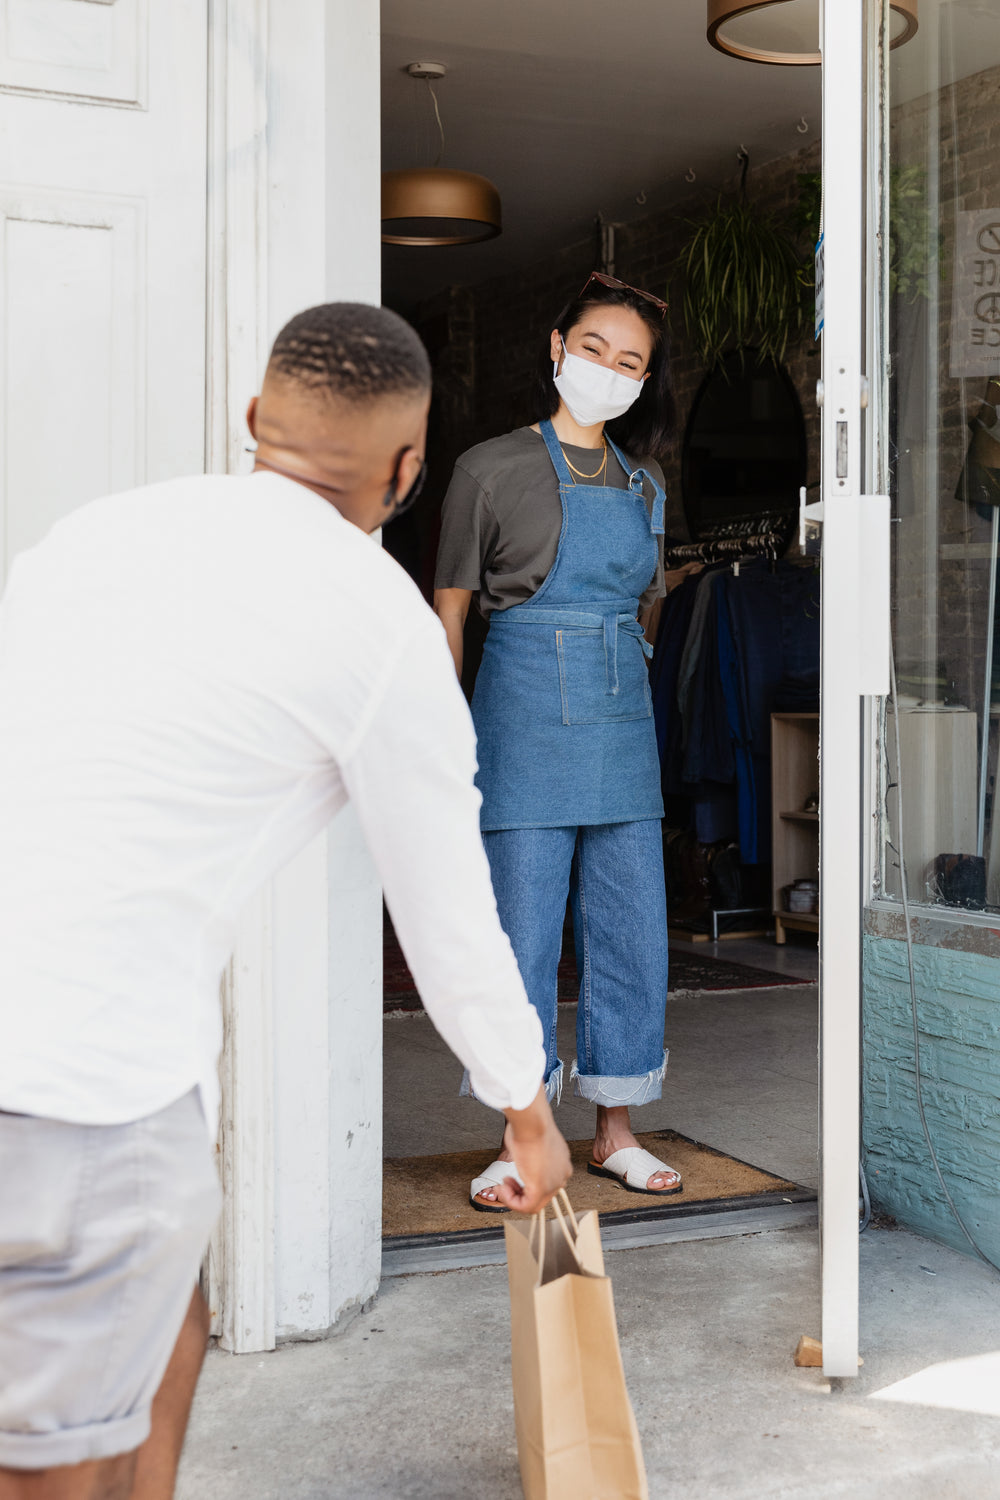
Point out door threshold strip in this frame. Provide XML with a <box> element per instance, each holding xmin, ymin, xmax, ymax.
<box><xmin>381</xmin><ymin>1190</ymin><xmax>817</xmax><ymax>1277</ymax></box>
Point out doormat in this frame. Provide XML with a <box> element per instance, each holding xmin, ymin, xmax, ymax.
<box><xmin>383</xmin><ymin>926</ymin><xmax>810</xmax><ymax>1014</ymax></box>
<box><xmin>383</xmin><ymin>1130</ymin><xmax>802</xmax><ymax>1239</ymax></box>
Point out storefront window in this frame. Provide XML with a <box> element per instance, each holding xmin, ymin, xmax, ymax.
<box><xmin>880</xmin><ymin>0</ymin><xmax>1000</xmax><ymax>913</ymax></box>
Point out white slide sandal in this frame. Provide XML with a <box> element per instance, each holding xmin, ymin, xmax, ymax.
<box><xmin>469</xmin><ymin>1159</ymin><xmax>523</xmax><ymax>1213</ymax></box>
<box><xmin>587</xmin><ymin>1146</ymin><xmax>683</xmax><ymax>1195</ymax></box>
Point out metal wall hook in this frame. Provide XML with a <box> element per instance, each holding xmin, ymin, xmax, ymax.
<box><xmin>737</xmin><ymin>146</ymin><xmax>750</xmax><ymax>196</ymax></box>
<box><xmin>797</xmin><ymin>116</ymin><xmax>809</xmax><ymax>133</ymax></box>
<box><xmin>635</xmin><ymin>188</ymin><xmax>648</xmax><ymax>206</ymax></box>
<box><xmin>685</xmin><ymin>167</ymin><xmax>696</xmax><ymax>183</ymax></box>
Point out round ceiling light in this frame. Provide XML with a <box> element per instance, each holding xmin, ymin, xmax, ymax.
<box><xmin>381</xmin><ymin>62</ymin><xmax>502</xmax><ymax>247</ymax></box>
<box><xmin>381</xmin><ymin>168</ymin><xmax>502</xmax><ymax>247</ymax></box>
<box><xmin>707</xmin><ymin>0</ymin><xmax>918</xmax><ymax>65</ymax></box>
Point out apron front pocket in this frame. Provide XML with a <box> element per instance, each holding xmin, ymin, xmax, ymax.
<box><xmin>556</xmin><ymin>627</ymin><xmax>653</xmax><ymax>726</ymax></box>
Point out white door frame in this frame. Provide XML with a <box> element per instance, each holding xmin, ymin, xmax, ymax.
<box><xmin>817</xmin><ymin>0</ymin><xmax>891</xmax><ymax>1377</ymax></box>
<box><xmin>205</xmin><ymin>0</ymin><xmax>384</xmax><ymax>1354</ymax></box>
<box><xmin>203</xmin><ymin>0</ymin><xmax>276</xmax><ymax>1353</ymax></box>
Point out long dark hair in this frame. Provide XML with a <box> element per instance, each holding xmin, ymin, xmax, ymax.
<box><xmin>531</xmin><ymin>280</ymin><xmax>676</xmax><ymax>463</ymax></box>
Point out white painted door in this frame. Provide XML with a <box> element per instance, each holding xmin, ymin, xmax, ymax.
<box><xmin>0</xmin><ymin>0</ymin><xmax>208</xmax><ymax>580</ymax></box>
<box><xmin>816</xmin><ymin>0</ymin><xmax>891</xmax><ymax>1376</ymax></box>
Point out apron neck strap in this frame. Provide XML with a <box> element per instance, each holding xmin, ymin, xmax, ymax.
<box><xmin>540</xmin><ymin>420</ymin><xmax>666</xmax><ymax>534</ymax></box>
<box><xmin>605</xmin><ymin>435</ymin><xmax>667</xmax><ymax>536</ymax></box>
<box><xmin>539</xmin><ymin>419</ymin><xmax>575</xmax><ymax>486</ymax></box>
<box><xmin>604</xmin><ymin>432</ymin><xmax>634</xmax><ymax>480</ymax></box>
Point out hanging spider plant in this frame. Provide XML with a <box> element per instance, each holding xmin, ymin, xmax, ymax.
<box><xmin>679</xmin><ymin>178</ymin><xmax>808</xmax><ymax>370</ymax></box>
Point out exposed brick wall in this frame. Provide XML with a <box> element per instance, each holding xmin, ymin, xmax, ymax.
<box><xmin>862</xmin><ymin>934</ymin><xmax>1000</xmax><ymax>1263</ymax></box>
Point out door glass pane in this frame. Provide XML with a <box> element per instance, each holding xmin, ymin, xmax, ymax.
<box><xmin>881</xmin><ymin>0</ymin><xmax>1000</xmax><ymax>911</ymax></box>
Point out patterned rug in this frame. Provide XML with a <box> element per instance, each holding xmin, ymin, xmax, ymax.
<box><xmin>383</xmin><ymin>924</ymin><xmax>811</xmax><ymax>1014</ymax></box>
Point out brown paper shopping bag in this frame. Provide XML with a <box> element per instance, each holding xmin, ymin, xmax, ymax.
<box><xmin>504</xmin><ymin>1191</ymin><xmax>649</xmax><ymax>1500</ymax></box>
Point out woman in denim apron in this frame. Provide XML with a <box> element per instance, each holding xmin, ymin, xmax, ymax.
<box><xmin>436</xmin><ymin>275</ymin><xmax>696</xmax><ymax>1209</ymax></box>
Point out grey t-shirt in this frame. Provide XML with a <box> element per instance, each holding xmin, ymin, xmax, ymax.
<box><xmin>434</xmin><ymin>426</ymin><xmax>666</xmax><ymax>618</ymax></box>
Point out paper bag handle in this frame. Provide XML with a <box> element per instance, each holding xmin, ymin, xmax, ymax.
<box><xmin>533</xmin><ymin>1190</ymin><xmax>583</xmax><ymax>1285</ymax></box>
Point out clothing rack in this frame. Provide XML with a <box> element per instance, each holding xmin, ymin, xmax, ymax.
<box><xmin>651</xmin><ymin>556</ymin><xmax>821</xmax><ymax>877</ymax></box>
<box><xmin>663</xmin><ymin>531</ymin><xmax>784</xmax><ymax>569</ymax></box>
<box><xmin>664</xmin><ymin>511</ymin><xmax>789</xmax><ymax>570</ymax></box>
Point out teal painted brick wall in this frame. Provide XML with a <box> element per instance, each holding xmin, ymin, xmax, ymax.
<box><xmin>862</xmin><ymin>934</ymin><xmax>1000</xmax><ymax>1263</ymax></box>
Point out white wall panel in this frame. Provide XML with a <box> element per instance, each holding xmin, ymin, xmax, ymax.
<box><xmin>0</xmin><ymin>0</ymin><xmax>147</xmax><ymax>108</ymax></box>
<box><xmin>0</xmin><ymin>192</ymin><xmax>141</xmax><ymax>574</ymax></box>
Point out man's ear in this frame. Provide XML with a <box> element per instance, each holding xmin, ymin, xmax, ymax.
<box><xmin>246</xmin><ymin>396</ymin><xmax>259</xmax><ymax>440</ymax></box>
<box><xmin>395</xmin><ymin>446</ymin><xmax>424</xmax><ymax>501</ymax></box>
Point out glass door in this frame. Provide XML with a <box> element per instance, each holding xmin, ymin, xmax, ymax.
<box><xmin>816</xmin><ymin>0</ymin><xmax>892</xmax><ymax>1377</ymax></box>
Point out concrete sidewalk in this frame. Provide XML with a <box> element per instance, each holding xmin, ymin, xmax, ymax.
<box><xmin>178</xmin><ymin>1224</ymin><xmax>1000</xmax><ymax>1499</ymax></box>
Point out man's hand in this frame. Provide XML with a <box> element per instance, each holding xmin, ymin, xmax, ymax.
<box><xmin>497</xmin><ymin>1086</ymin><xmax>572</xmax><ymax>1213</ymax></box>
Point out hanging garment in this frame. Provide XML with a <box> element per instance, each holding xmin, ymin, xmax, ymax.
<box><xmin>678</xmin><ymin>571</ymin><xmax>734</xmax><ymax>788</ymax></box>
<box><xmin>472</xmin><ymin>419</ymin><xmax>665</xmax><ymax>830</ymax></box>
<box><xmin>715</xmin><ymin>577</ymin><xmax>759</xmax><ymax>862</ymax></box>
<box><xmin>651</xmin><ymin>559</ymin><xmax>820</xmax><ymax>864</ymax></box>
<box><xmin>649</xmin><ymin>569</ymin><xmax>699</xmax><ymax>766</ymax></box>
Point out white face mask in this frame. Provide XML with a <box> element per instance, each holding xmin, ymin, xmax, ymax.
<box><xmin>552</xmin><ymin>338</ymin><xmax>646</xmax><ymax>428</ymax></box>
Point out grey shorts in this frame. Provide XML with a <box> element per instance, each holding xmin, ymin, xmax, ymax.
<box><xmin>0</xmin><ymin>1088</ymin><xmax>221</xmax><ymax>1471</ymax></box>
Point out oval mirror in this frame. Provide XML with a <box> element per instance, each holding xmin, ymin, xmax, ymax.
<box><xmin>681</xmin><ymin>352</ymin><xmax>807</xmax><ymax>546</ymax></box>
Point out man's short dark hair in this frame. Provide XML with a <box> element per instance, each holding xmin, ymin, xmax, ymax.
<box><xmin>266</xmin><ymin>302</ymin><xmax>431</xmax><ymax>405</ymax></box>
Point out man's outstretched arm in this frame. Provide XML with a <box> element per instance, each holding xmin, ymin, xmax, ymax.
<box><xmin>337</xmin><ymin>616</ymin><xmax>571</xmax><ymax>1213</ymax></box>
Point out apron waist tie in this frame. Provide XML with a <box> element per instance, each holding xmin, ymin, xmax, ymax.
<box><xmin>493</xmin><ymin>607</ymin><xmax>652</xmax><ymax>695</ymax></box>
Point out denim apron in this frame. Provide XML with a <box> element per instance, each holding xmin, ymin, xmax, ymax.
<box><xmin>472</xmin><ymin>419</ymin><xmax>666</xmax><ymax>830</ymax></box>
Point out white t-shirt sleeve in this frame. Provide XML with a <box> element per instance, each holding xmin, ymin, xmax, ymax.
<box><xmin>338</xmin><ymin>615</ymin><xmax>545</xmax><ymax>1112</ymax></box>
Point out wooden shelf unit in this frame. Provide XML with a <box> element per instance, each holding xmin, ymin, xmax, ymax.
<box><xmin>771</xmin><ymin>713</ymin><xmax>819</xmax><ymax>945</ymax></box>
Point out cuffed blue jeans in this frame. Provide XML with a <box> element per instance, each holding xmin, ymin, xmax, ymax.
<box><xmin>463</xmin><ymin>819</ymin><xmax>670</xmax><ymax>1109</ymax></box>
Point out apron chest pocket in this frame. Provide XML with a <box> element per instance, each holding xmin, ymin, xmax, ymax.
<box><xmin>556</xmin><ymin>628</ymin><xmax>653</xmax><ymax>726</ymax></box>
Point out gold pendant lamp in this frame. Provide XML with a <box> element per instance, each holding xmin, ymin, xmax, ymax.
<box><xmin>382</xmin><ymin>63</ymin><xmax>502</xmax><ymax>247</ymax></box>
<box><xmin>707</xmin><ymin>0</ymin><xmax>918</xmax><ymax>65</ymax></box>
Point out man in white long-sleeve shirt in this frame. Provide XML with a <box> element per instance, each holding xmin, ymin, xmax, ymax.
<box><xmin>0</xmin><ymin>303</ymin><xmax>570</xmax><ymax>1500</ymax></box>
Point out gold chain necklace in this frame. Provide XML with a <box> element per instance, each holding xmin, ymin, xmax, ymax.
<box><xmin>562</xmin><ymin>439</ymin><xmax>608</xmax><ymax>483</ymax></box>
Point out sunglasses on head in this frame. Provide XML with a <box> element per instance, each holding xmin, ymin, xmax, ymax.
<box><xmin>580</xmin><ymin>271</ymin><xmax>668</xmax><ymax>318</ymax></box>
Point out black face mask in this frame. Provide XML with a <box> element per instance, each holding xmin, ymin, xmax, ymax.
<box><xmin>383</xmin><ymin>453</ymin><xmax>427</xmax><ymax>522</ymax></box>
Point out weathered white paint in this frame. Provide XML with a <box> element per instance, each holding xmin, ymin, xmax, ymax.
<box><xmin>319</xmin><ymin>0</ymin><xmax>384</xmax><ymax>1334</ymax></box>
<box><xmin>0</xmin><ymin>191</ymin><xmax>141</xmax><ymax>571</ymax></box>
<box><xmin>272</xmin><ymin>836</ymin><xmax>334</xmax><ymax>1334</ymax></box>
<box><xmin>215</xmin><ymin>889</ymin><xmax>276</xmax><ymax>1353</ymax></box>
<box><xmin>0</xmin><ymin>0</ymin><xmax>207</xmax><ymax>584</ymax></box>
<box><xmin>324</xmin><ymin>809</ymin><xmax>383</xmax><ymax>1328</ymax></box>
<box><xmin>324</xmin><ymin>0</ymin><xmax>381</xmax><ymax>306</ymax></box>
<box><xmin>0</xmin><ymin>0</ymin><xmax>147</xmax><ymax>108</ymax></box>
<box><xmin>209</xmin><ymin>0</ymin><xmax>385</xmax><ymax>1346</ymax></box>
<box><xmin>269</xmin><ymin>0</ymin><xmax>384</xmax><ymax>1340</ymax></box>
<box><xmin>203</xmin><ymin>0</ymin><xmax>275</xmax><ymax>1353</ymax></box>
